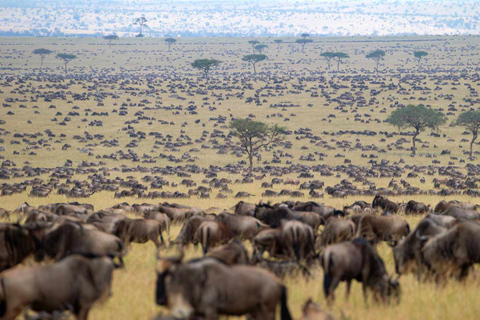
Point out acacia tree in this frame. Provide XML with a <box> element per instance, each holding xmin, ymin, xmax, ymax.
<box><xmin>56</xmin><ymin>53</ymin><xmax>77</xmax><ymax>73</ymax></box>
<box><xmin>242</xmin><ymin>54</ymin><xmax>267</xmax><ymax>74</ymax></box>
<box><xmin>254</xmin><ymin>44</ymin><xmax>268</xmax><ymax>53</ymax></box>
<box><xmin>248</xmin><ymin>40</ymin><xmax>259</xmax><ymax>53</ymax></box>
<box><xmin>414</xmin><ymin>51</ymin><xmax>428</xmax><ymax>67</ymax></box>
<box><xmin>455</xmin><ymin>110</ymin><xmax>480</xmax><ymax>160</ymax></box>
<box><xmin>165</xmin><ymin>38</ymin><xmax>177</xmax><ymax>52</ymax></box>
<box><xmin>366</xmin><ymin>49</ymin><xmax>386</xmax><ymax>73</ymax></box>
<box><xmin>320</xmin><ymin>52</ymin><xmax>336</xmax><ymax>70</ymax></box>
<box><xmin>103</xmin><ymin>35</ymin><xmax>119</xmax><ymax>48</ymax></box>
<box><xmin>300</xmin><ymin>33</ymin><xmax>310</xmax><ymax>38</ymax></box>
<box><xmin>274</xmin><ymin>39</ymin><xmax>283</xmax><ymax>53</ymax></box>
<box><xmin>296</xmin><ymin>38</ymin><xmax>313</xmax><ymax>53</ymax></box>
<box><xmin>191</xmin><ymin>59</ymin><xmax>221</xmax><ymax>81</ymax></box>
<box><xmin>134</xmin><ymin>17</ymin><xmax>147</xmax><ymax>37</ymax></box>
<box><xmin>387</xmin><ymin>104</ymin><xmax>446</xmax><ymax>156</ymax></box>
<box><xmin>33</xmin><ymin>48</ymin><xmax>53</xmax><ymax>68</ymax></box>
<box><xmin>334</xmin><ymin>52</ymin><xmax>349</xmax><ymax>71</ymax></box>
<box><xmin>230</xmin><ymin>119</ymin><xmax>286</xmax><ymax>176</ymax></box>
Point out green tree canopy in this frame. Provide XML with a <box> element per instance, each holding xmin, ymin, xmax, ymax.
<box><xmin>334</xmin><ymin>52</ymin><xmax>349</xmax><ymax>71</ymax></box>
<box><xmin>242</xmin><ymin>54</ymin><xmax>267</xmax><ymax>74</ymax></box>
<box><xmin>103</xmin><ymin>34</ymin><xmax>119</xmax><ymax>48</ymax></box>
<box><xmin>300</xmin><ymin>33</ymin><xmax>310</xmax><ymax>38</ymax></box>
<box><xmin>387</xmin><ymin>104</ymin><xmax>446</xmax><ymax>155</ymax></box>
<box><xmin>248</xmin><ymin>40</ymin><xmax>260</xmax><ymax>53</ymax></box>
<box><xmin>320</xmin><ymin>52</ymin><xmax>336</xmax><ymax>70</ymax></box>
<box><xmin>134</xmin><ymin>17</ymin><xmax>147</xmax><ymax>37</ymax></box>
<box><xmin>366</xmin><ymin>49</ymin><xmax>386</xmax><ymax>73</ymax></box>
<box><xmin>33</xmin><ymin>48</ymin><xmax>54</xmax><ymax>68</ymax></box>
<box><xmin>274</xmin><ymin>39</ymin><xmax>283</xmax><ymax>52</ymax></box>
<box><xmin>455</xmin><ymin>110</ymin><xmax>480</xmax><ymax>160</ymax></box>
<box><xmin>414</xmin><ymin>51</ymin><xmax>428</xmax><ymax>66</ymax></box>
<box><xmin>254</xmin><ymin>44</ymin><xmax>268</xmax><ymax>53</ymax></box>
<box><xmin>230</xmin><ymin>119</ymin><xmax>286</xmax><ymax>176</ymax></box>
<box><xmin>191</xmin><ymin>59</ymin><xmax>221</xmax><ymax>81</ymax></box>
<box><xmin>56</xmin><ymin>53</ymin><xmax>77</xmax><ymax>73</ymax></box>
<box><xmin>296</xmin><ymin>38</ymin><xmax>313</xmax><ymax>53</ymax></box>
<box><xmin>165</xmin><ymin>37</ymin><xmax>177</xmax><ymax>51</ymax></box>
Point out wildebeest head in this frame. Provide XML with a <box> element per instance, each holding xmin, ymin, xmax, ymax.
<box><xmin>155</xmin><ymin>248</ymin><xmax>185</xmax><ymax>306</ymax></box>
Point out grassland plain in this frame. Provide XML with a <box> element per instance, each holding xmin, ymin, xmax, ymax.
<box><xmin>1</xmin><ymin>36</ymin><xmax>480</xmax><ymax>319</ymax></box>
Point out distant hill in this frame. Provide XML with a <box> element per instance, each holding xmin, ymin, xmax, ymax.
<box><xmin>1</xmin><ymin>0</ymin><xmax>479</xmax><ymax>37</ymax></box>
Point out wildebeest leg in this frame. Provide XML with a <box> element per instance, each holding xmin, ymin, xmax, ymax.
<box><xmin>345</xmin><ymin>280</ymin><xmax>352</xmax><ymax>299</ymax></box>
<box><xmin>324</xmin><ymin>273</ymin><xmax>340</xmax><ymax>304</ymax></box>
<box><xmin>159</xmin><ymin>230</ymin><xmax>165</xmax><ymax>246</ymax></box>
<box><xmin>76</xmin><ymin>308</ymin><xmax>90</xmax><ymax>320</ymax></box>
<box><xmin>362</xmin><ymin>282</ymin><xmax>369</xmax><ymax>306</ymax></box>
<box><xmin>203</xmin><ymin>308</ymin><xmax>218</xmax><ymax>320</ymax></box>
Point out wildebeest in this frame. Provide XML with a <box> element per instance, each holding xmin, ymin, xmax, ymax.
<box><xmin>254</xmin><ymin>203</ymin><xmax>323</xmax><ymax>230</ymax></box>
<box><xmin>301</xmin><ymin>299</ymin><xmax>337</xmax><ymax>320</ymax></box>
<box><xmin>86</xmin><ymin>211</ymin><xmax>126</xmax><ymax>234</ymax></box>
<box><xmin>193</xmin><ymin>220</ymin><xmax>231</xmax><ymax>254</ymax></box>
<box><xmin>439</xmin><ymin>206</ymin><xmax>480</xmax><ymax>220</ymax></box>
<box><xmin>173</xmin><ymin>216</ymin><xmax>209</xmax><ymax>245</ymax></box>
<box><xmin>320</xmin><ymin>217</ymin><xmax>356</xmax><ymax>246</ymax></box>
<box><xmin>405</xmin><ymin>200</ymin><xmax>430</xmax><ymax>215</ymax></box>
<box><xmin>114</xmin><ymin>218</ymin><xmax>165</xmax><ymax>249</ymax></box>
<box><xmin>356</xmin><ymin>215</ymin><xmax>410</xmax><ymax>244</ymax></box>
<box><xmin>252</xmin><ymin>228</ymin><xmax>287</xmax><ymax>261</ymax></box>
<box><xmin>255</xmin><ymin>258</ymin><xmax>311</xmax><ymax>279</ymax></box>
<box><xmin>233</xmin><ymin>201</ymin><xmax>256</xmax><ymax>216</ymax></box>
<box><xmin>391</xmin><ymin>218</ymin><xmax>446</xmax><ymax>276</ymax></box>
<box><xmin>321</xmin><ymin>238</ymin><xmax>400</xmax><ymax>303</ymax></box>
<box><xmin>156</xmin><ymin>252</ymin><xmax>293</xmax><ymax>320</ymax></box>
<box><xmin>421</xmin><ymin>221</ymin><xmax>480</xmax><ymax>280</ymax></box>
<box><xmin>0</xmin><ymin>223</ymin><xmax>42</xmax><ymax>272</ymax></box>
<box><xmin>0</xmin><ymin>254</ymin><xmax>118</xmax><ymax>320</ymax></box>
<box><xmin>372</xmin><ymin>195</ymin><xmax>399</xmax><ymax>214</ymax></box>
<box><xmin>281</xmin><ymin>220</ymin><xmax>316</xmax><ymax>261</ymax></box>
<box><xmin>206</xmin><ymin>240</ymin><xmax>250</xmax><ymax>265</ymax></box>
<box><xmin>215</xmin><ymin>212</ymin><xmax>268</xmax><ymax>240</ymax></box>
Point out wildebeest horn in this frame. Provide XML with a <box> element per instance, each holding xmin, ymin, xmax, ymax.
<box><xmin>415</xmin><ymin>230</ymin><xmax>428</xmax><ymax>242</ymax></box>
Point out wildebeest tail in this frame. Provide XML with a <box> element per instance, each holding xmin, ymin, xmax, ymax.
<box><xmin>291</xmin><ymin>227</ymin><xmax>300</xmax><ymax>260</ymax></box>
<box><xmin>405</xmin><ymin>223</ymin><xmax>411</xmax><ymax>236</ymax></box>
<box><xmin>322</xmin><ymin>253</ymin><xmax>334</xmax><ymax>297</ymax></box>
<box><xmin>0</xmin><ymin>278</ymin><xmax>7</xmax><ymax>317</ymax></box>
<box><xmin>280</xmin><ymin>285</ymin><xmax>293</xmax><ymax>320</ymax></box>
<box><xmin>202</xmin><ymin>228</ymin><xmax>210</xmax><ymax>255</ymax></box>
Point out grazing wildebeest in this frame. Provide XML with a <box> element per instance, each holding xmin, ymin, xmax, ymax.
<box><xmin>320</xmin><ymin>217</ymin><xmax>356</xmax><ymax>246</ymax></box>
<box><xmin>156</xmin><ymin>252</ymin><xmax>293</xmax><ymax>320</ymax></box>
<box><xmin>405</xmin><ymin>200</ymin><xmax>430</xmax><ymax>215</ymax></box>
<box><xmin>421</xmin><ymin>221</ymin><xmax>480</xmax><ymax>280</ymax></box>
<box><xmin>281</xmin><ymin>220</ymin><xmax>316</xmax><ymax>261</ymax></box>
<box><xmin>193</xmin><ymin>220</ymin><xmax>231</xmax><ymax>254</ymax></box>
<box><xmin>321</xmin><ymin>238</ymin><xmax>400</xmax><ymax>303</ymax></box>
<box><xmin>206</xmin><ymin>240</ymin><xmax>250</xmax><ymax>265</ymax></box>
<box><xmin>0</xmin><ymin>254</ymin><xmax>118</xmax><ymax>320</ymax></box>
<box><xmin>372</xmin><ymin>195</ymin><xmax>399</xmax><ymax>214</ymax></box>
<box><xmin>114</xmin><ymin>218</ymin><xmax>165</xmax><ymax>249</ymax></box>
<box><xmin>215</xmin><ymin>212</ymin><xmax>268</xmax><ymax>240</ymax></box>
<box><xmin>301</xmin><ymin>299</ymin><xmax>337</xmax><ymax>320</ymax></box>
<box><xmin>356</xmin><ymin>215</ymin><xmax>410</xmax><ymax>244</ymax></box>
<box><xmin>390</xmin><ymin>218</ymin><xmax>446</xmax><ymax>277</ymax></box>
<box><xmin>233</xmin><ymin>201</ymin><xmax>256</xmax><ymax>216</ymax></box>
<box><xmin>254</xmin><ymin>203</ymin><xmax>323</xmax><ymax>230</ymax></box>
<box><xmin>173</xmin><ymin>216</ymin><xmax>209</xmax><ymax>245</ymax></box>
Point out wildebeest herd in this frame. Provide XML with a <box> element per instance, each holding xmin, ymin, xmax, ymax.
<box><xmin>0</xmin><ymin>197</ymin><xmax>477</xmax><ymax>319</ymax></box>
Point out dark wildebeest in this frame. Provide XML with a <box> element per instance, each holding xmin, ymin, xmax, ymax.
<box><xmin>114</xmin><ymin>218</ymin><xmax>165</xmax><ymax>249</ymax></box>
<box><xmin>233</xmin><ymin>201</ymin><xmax>256</xmax><ymax>216</ymax></box>
<box><xmin>173</xmin><ymin>216</ymin><xmax>209</xmax><ymax>245</ymax></box>
<box><xmin>390</xmin><ymin>218</ymin><xmax>446</xmax><ymax>277</ymax></box>
<box><xmin>0</xmin><ymin>223</ymin><xmax>43</xmax><ymax>272</ymax></box>
<box><xmin>0</xmin><ymin>254</ymin><xmax>118</xmax><ymax>320</ymax></box>
<box><xmin>439</xmin><ymin>206</ymin><xmax>480</xmax><ymax>220</ymax></box>
<box><xmin>158</xmin><ymin>204</ymin><xmax>203</xmax><ymax>223</ymax></box>
<box><xmin>372</xmin><ymin>195</ymin><xmax>399</xmax><ymax>214</ymax></box>
<box><xmin>215</xmin><ymin>212</ymin><xmax>269</xmax><ymax>240</ymax></box>
<box><xmin>301</xmin><ymin>299</ymin><xmax>337</xmax><ymax>320</ymax></box>
<box><xmin>86</xmin><ymin>211</ymin><xmax>126</xmax><ymax>234</ymax></box>
<box><xmin>156</xmin><ymin>252</ymin><xmax>293</xmax><ymax>320</ymax></box>
<box><xmin>405</xmin><ymin>200</ymin><xmax>430</xmax><ymax>215</ymax></box>
<box><xmin>321</xmin><ymin>238</ymin><xmax>400</xmax><ymax>303</ymax></box>
<box><xmin>291</xmin><ymin>202</ymin><xmax>344</xmax><ymax>220</ymax></box>
<box><xmin>54</xmin><ymin>204</ymin><xmax>91</xmax><ymax>221</ymax></box>
<box><xmin>320</xmin><ymin>217</ymin><xmax>356</xmax><ymax>246</ymax></box>
<box><xmin>252</xmin><ymin>228</ymin><xmax>287</xmax><ymax>261</ymax></box>
<box><xmin>281</xmin><ymin>220</ymin><xmax>316</xmax><ymax>261</ymax></box>
<box><xmin>434</xmin><ymin>200</ymin><xmax>476</xmax><ymax>213</ymax></box>
<box><xmin>424</xmin><ymin>213</ymin><xmax>457</xmax><ymax>228</ymax></box>
<box><xmin>255</xmin><ymin>258</ymin><xmax>311</xmax><ymax>279</ymax></box>
<box><xmin>193</xmin><ymin>220</ymin><xmax>231</xmax><ymax>254</ymax></box>
<box><xmin>37</xmin><ymin>222</ymin><xmax>126</xmax><ymax>265</ymax></box>
<box><xmin>206</xmin><ymin>240</ymin><xmax>250</xmax><ymax>265</ymax></box>
<box><xmin>421</xmin><ymin>221</ymin><xmax>480</xmax><ymax>280</ymax></box>
<box><xmin>143</xmin><ymin>212</ymin><xmax>171</xmax><ymax>234</ymax></box>
<box><xmin>254</xmin><ymin>204</ymin><xmax>323</xmax><ymax>230</ymax></box>
<box><xmin>356</xmin><ymin>215</ymin><xmax>410</xmax><ymax>244</ymax></box>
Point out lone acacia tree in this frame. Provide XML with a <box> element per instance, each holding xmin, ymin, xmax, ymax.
<box><xmin>165</xmin><ymin>38</ymin><xmax>177</xmax><ymax>52</ymax></box>
<box><xmin>296</xmin><ymin>38</ymin><xmax>313</xmax><ymax>53</ymax></box>
<box><xmin>103</xmin><ymin>35</ymin><xmax>119</xmax><ymax>48</ymax></box>
<box><xmin>191</xmin><ymin>59</ymin><xmax>221</xmax><ymax>81</ymax></box>
<box><xmin>56</xmin><ymin>53</ymin><xmax>77</xmax><ymax>73</ymax></box>
<box><xmin>334</xmin><ymin>52</ymin><xmax>349</xmax><ymax>71</ymax></box>
<box><xmin>414</xmin><ymin>51</ymin><xmax>428</xmax><ymax>67</ymax></box>
<box><xmin>134</xmin><ymin>16</ymin><xmax>147</xmax><ymax>37</ymax></box>
<box><xmin>33</xmin><ymin>48</ymin><xmax>53</xmax><ymax>68</ymax></box>
<box><xmin>254</xmin><ymin>44</ymin><xmax>268</xmax><ymax>53</ymax></box>
<box><xmin>320</xmin><ymin>52</ymin><xmax>336</xmax><ymax>70</ymax></box>
<box><xmin>248</xmin><ymin>40</ymin><xmax>259</xmax><ymax>53</ymax></box>
<box><xmin>366</xmin><ymin>49</ymin><xmax>386</xmax><ymax>73</ymax></box>
<box><xmin>274</xmin><ymin>39</ymin><xmax>283</xmax><ymax>53</ymax></box>
<box><xmin>455</xmin><ymin>110</ymin><xmax>480</xmax><ymax>160</ymax></box>
<box><xmin>242</xmin><ymin>54</ymin><xmax>267</xmax><ymax>74</ymax></box>
<box><xmin>230</xmin><ymin>119</ymin><xmax>286</xmax><ymax>176</ymax></box>
<box><xmin>387</xmin><ymin>104</ymin><xmax>446</xmax><ymax>156</ymax></box>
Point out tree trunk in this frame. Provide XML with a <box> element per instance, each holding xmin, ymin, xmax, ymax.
<box><xmin>302</xmin><ymin>43</ymin><xmax>305</xmax><ymax>53</ymax></box>
<box><xmin>326</xmin><ymin>60</ymin><xmax>331</xmax><ymax>70</ymax></box>
<box><xmin>375</xmin><ymin>58</ymin><xmax>379</xmax><ymax>73</ymax></box>
<box><xmin>168</xmin><ymin>44</ymin><xmax>171</xmax><ymax>52</ymax></box>
<box><xmin>41</xmin><ymin>56</ymin><xmax>44</xmax><ymax>67</ymax></box>
<box><xmin>248</xmin><ymin>153</ymin><xmax>253</xmax><ymax>177</ymax></box>
<box><xmin>337</xmin><ymin>59</ymin><xmax>340</xmax><ymax>71</ymax></box>
<box><xmin>470</xmin><ymin>133</ymin><xmax>477</xmax><ymax>160</ymax></box>
<box><xmin>253</xmin><ymin>62</ymin><xmax>256</xmax><ymax>74</ymax></box>
<box><xmin>64</xmin><ymin>62</ymin><xmax>67</xmax><ymax>74</ymax></box>
<box><xmin>412</xmin><ymin>132</ymin><xmax>418</xmax><ymax>155</ymax></box>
